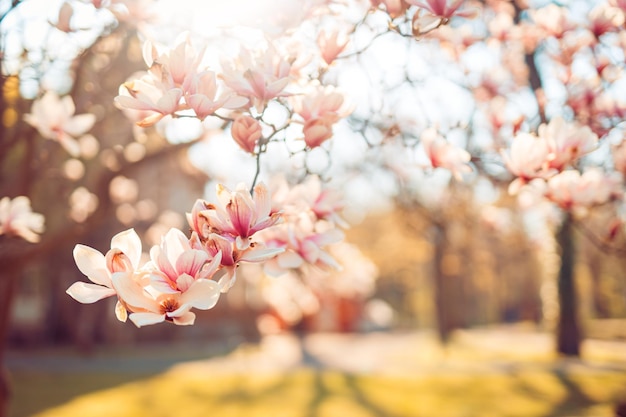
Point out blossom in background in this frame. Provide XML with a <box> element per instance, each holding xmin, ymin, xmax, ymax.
<box><xmin>421</xmin><ymin>128</ymin><xmax>472</xmax><ymax>180</ymax></box>
<box><xmin>114</xmin><ymin>79</ymin><xmax>183</xmax><ymax>127</ymax></box>
<box><xmin>186</xmin><ymin>71</ymin><xmax>248</xmax><ymax>120</ymax></box>
<box><xmin>406</xmin><ymin>0</ymin><xmax>476</xmax><ymax>21</ymax></box>
<box><xmin>293</xmin><ymin>85</ymin><xmax>351</xmax><ymax>148</ymax></box>
<box><xmin>541</xmin><ymin>169</ymin><xmax>623</xmax><ymax>215</ymax></box>
<box><xmin>317</xmin><ymin>28</ymin><xmax>349</xmax><ymax>66</ymax></box>
<box><xmin>220</xmin><ymin>45</ymin><xmax>292</xmax><ymax>112</ymax></box>
<box><xmin>370</xmin><ymin>0</ymin><xmax>409</xmax><ymax>18</ymax></box>
<box><xmin>66</xmin><ymin>228</ymin><xmax>143</xmax><ymax>321</ymax></box>
<box><xmin>24</xmin><ymin>91</ymin><xmax>96</xmax><ymax>156</ymax></box>
<box><xmin>502</xmin><ymin>131</ymin><xmax>553</xmax><ymax>194</ymax></box>
<box><xmin>0</xmin><ymin>196</ymin><xmax>45</xmax><ymax>243</ymax></box>
<box><xmin>540</xmin><ymin>117</ymin><xmax>598</xmax><ymax>171</ymax></box>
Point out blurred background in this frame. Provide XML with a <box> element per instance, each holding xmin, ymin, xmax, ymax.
<box><xmin>1</xmin><ymin>0</ymin><xmax>626</xmax><ymax>416</ymax></box>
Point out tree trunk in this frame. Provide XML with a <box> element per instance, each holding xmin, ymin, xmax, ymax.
<box><xmin>0</xmin><ymin>269</ymin><xmax>18</xmax><ymax>417</ymax></box>
<box><xmin>433</xmin><ymin>225</ymin><xmax>454</xmax><ymax>345</ymax></box>
<box><xmin>555</xmin><ymin>213</ymin><xmax>581</xmax><ymax>356</ymax></box>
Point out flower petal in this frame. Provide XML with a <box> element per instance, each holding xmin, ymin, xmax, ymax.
<box><xmin>129</xmin><ymin>312</ymin><xmax>165</xmax><ymax>327</ymax></box>
<box><xmin>66</xmin><ymin>282</ymin><xmax>116</xmax><ymax>303</ymax></box>
<box><xmin>111</xmin><ymin>228</ymin><xmax>142</xmax><ymax>270</ymax></box>
<box><xmin>179</xmin><ymin>278</ymin><xmax>221</xmax><ymax>310</ymax></box>
<box><xmin>73</xmin><ymin>244</ymin><xmax>111</xmax><ymax>287</ymax></box>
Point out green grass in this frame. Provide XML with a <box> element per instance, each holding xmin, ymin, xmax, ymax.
<box><xmin>9</xmin><ymin>367</ymin><xmax>626</xmax><ymax>417</ymax></box>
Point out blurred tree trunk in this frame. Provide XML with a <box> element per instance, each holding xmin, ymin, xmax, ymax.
<box><xmin>0</xmin><ymin>265</ymin><xmax>19</xmax><ymax>417</ymax></box>
<box><xmin>433</xmin><ymin>224</ymin><xmax>454</xmax><ymax>345</ymax></box>
<box><xmin>586</xmin><ymin>249</ymin><xmax>611</xmax><ymax>319</ymax></box>
<box><xmin>556</xmin><ymin>213</ymin><xmax>581</xmax><ymax>356</ymax></box>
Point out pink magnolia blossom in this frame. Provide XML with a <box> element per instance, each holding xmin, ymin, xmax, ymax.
<box><xmin>197</xmin><ymin>183</ymin><xmax>282</xmax><ymax>250</ymax></box>
<box><xmin>24</xmin><ymin>91</ymin><xmax>96</xmax><ymax>156</ymax></box>
<box><xmin>185</xmin><ymin>71</ymin><xmax>248</xmax><ymax>120</ymax></box>
<box><xmin>587</xmin><ymin>3</ymin><xmax>624</xmax><ymax>39</ymax></box>
<box><xmin>405</xmin><ymin>0</ymin><xmax>476</xmax><ymax>21</ymax></box>
<box><xmin>114</xmin><ymin>78</ymin><xmax>183</xmax><ymax>127</ymax></box>
<box><xmin>529</xmin><ymin>4</ymin><xmax>577</xmax><ymax>39</ymax></box>
<box><xmin>111</xmin><ymin>269</ymin><xmax>221</xmax><ymax>327</ymax></box>
<box><xmin>220</xmin><ymin>45</ymin><xmax>292</xmax><ymax>112</ymax></box>
<box><xmin>371</xmin><ymin>0</ymin><xmax>409</xmax><ymax>18</ymax></box>
<box><xmin>317</xmin><ymin>29</ymin><xmax>349</xmax><ymax>66</ymax></box>
<box><xmin>203</xmin><ymin>233</ymin><xmax>284</xmax><ymax>292</ymax></box>
<box><xmin>262</xmin><ymin>215</ymin><xmax>344</xmax><ymax>277</ymax></box>
<box><xmin>142</xmin><ymin>35</ymin><xmax>205</xmax><ymax>93</ymax></box>
<box><xmin>543</xmin><ymin>169</ymin><xmax>623</xmax><ymax>214</ymax></box>
<box><xmin>539</xmin><ymin>117</ymin><xmax>598</xmax><ymax>171</ymax></box>
<box><xmin>421</xmin><ymin>128</ymin><xmax>472</xmax><ymax>180</ymax></box>
<box><xmin>231</xmin><ymin>115</ymin><xmax>262</xmax><ymax>154</ymax></box>
<box><xmin>0</xmin><ymin>196</ymin><xmax>45</xmax><ymax>243</ymax></box>
<box><xmin>66</xmin><ymin>229</ymin><xmax>142</xmax><ymax>322</ymax></box>
<box><xmin>294</xmin><ymin>86</ymin><xmax>351</xmax><ymax>148</ymax></box>
<box><xmin>148</xmin><ymin>228</ymin><xmax>222</xmax><ymax>295</ymax></box>
<box><xmin>502</xmin><ymin>132</ymin><xmax>554</xmax><ymax>194</ymax></box>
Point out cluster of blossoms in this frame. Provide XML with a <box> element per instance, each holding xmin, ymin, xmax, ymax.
<box><xmin>503</xmin><ymin>117</ymin><xmax>623</xmax><ymax>214</ymax></box>
<box><xmin>67</xmin><ymin>182</ymin><xmax>282</xmax><ymax>326</ymax></box>
<box><xmin>66</xmin><ymin>178</ymin><xmax>349</xmax><ymax>327</ymax></box>
<box><xmin>115</xmin><ymin>32</ymin><xmax>352</xmax><ymax>152</ymax></box>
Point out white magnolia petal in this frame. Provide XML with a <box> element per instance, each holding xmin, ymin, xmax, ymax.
<box><xmin>111</xmin><ymin>272</ymin><xmax>160</xmax><ymax>312</ymax></box>
<box><xmin>66</xmin><ymin>282</ymin><xmax>116</xmax><ymax>304</ymax></box>
<box><xmin>111</xmin><ymin>228</ymin><xmax>142</xmax><ymax>269</ymax></box>
<box><xmin>63</xmin><ymin>113</ymin><xmax>96</xmax><ymax>136</ymax></box>
<box><xmin>171</xmin><ymin>311</ymin><xmax>195</xmax><ymax>326</ymax></box>
<box><xmin>179</xmin><ymin>279</ymin><xmax>221</xmax><ymax>310</ymax></box>
<box><xmin>240</xmin><ymin>246</ymin><xmax>285</xmax><ymax>263</ymax></box>
<box><xmin>129</xmin><ymin>312</ymin><xmax>165</xmax><ymax>327</ymax></box>
<box><xmin>277</xmin><ymin>250</ymin><xmax>304</xmax><ymax>269</ymax></box>
<box><xmin>73</xmin><ymin>244</ymin><xmax>111</xmax><ymax>287</ymax></box>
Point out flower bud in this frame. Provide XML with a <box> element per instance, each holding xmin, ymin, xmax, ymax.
<box><xmin>231</xmin><ymin>115</ymin><xmax>262</xmax><ymax>154</ymax></box>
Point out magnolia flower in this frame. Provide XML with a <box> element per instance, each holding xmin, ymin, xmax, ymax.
<box><xmin>67</xmin><ymin>229</ymin><xmax>142</xmax><ymax>322</ymax></box>
<box><xmin>529</xmin><ymin>4</ymin><xmax>576</xmax><ymax>39</ymax></box>
<box><xmin>262</xmin><ymin>215</ymin><xmax>344</xmax><ymax>277</ymax></box>
<box><xmin>114</xmin><ymin>79</ymin><xmax>183</xmax><ymax>127</ymax></box>
<box><xmin>231</xmin><ymin>115</ymin><xmax>262</xmax><ymax>154</ymax></box>
<box><xmin>317</xmin><ymin>29</ymin><xmax>349</xmax><ymax>65</ymax></box>
<box><xmin>502</xmin><ymin>132</ymin><xmax>553</xmax><ymax>194</ymax></box>
<box><xmin>543</xmin><ymin>169</ymin><xmax>623</xmax><ymax>214</ymax></box>
<box><xmin>405</xmin><ymin>0</ymin><xmax>476</xmax><ymax>21</ymax></box>
<box><xmin>540</xmin><ymin>117</ymin><xmax>598</xmax><ymax>171</ymax></box>
<box><xmin>24</xmin><ymin>91</ymin><xmax>96</xmax><ymax>156</ymax></box>
<box><xmin>294</xmin><ymin>86</ymin><xmax>350</xmax><ymax>148</ymax></box>
<box><xmin>370</xmin><ymin>0</ymin><xmax>409</xmax><ymax>18</ymax></box>
<box><xmin>587</xmin><ymin>3</ymin><xmax>624</xmax><ymax>38</ymax></box>
<box><xmin>220</xmin><ymin>45</ymin><xmax>292</xmax><ymax>112</ymax></box>
<box><xmin>201</xmin><ymin>182</ymin><xmax>282</xmax><ymax>250</ymax></box>
<box><xmin>421</xmin><ymin>128</ymin><xmax>472</xmax><ymax>180</ymax></box>
<box><xmin>185</xmin><ymin>71</ymin><xmax>248</xmax><ymax>120</ymax></box>
<box><xmin>148</xmin><ymin>228</ymin><xmax>222</xmax><ymax>295</ymax></box>
<box><xmin>204</xmin><ymin>233</ymin><xmax>284</xmax><ymax>292</ymax></box>
<box><xmin>111</xmin><ymin>269</ymin><xmax>221</xmax><ymax>327</ymax></box>
<box><xmin>0</xmin><ymin>196</ymin><xmax>45</xmax><ymax>243</ymax></box>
